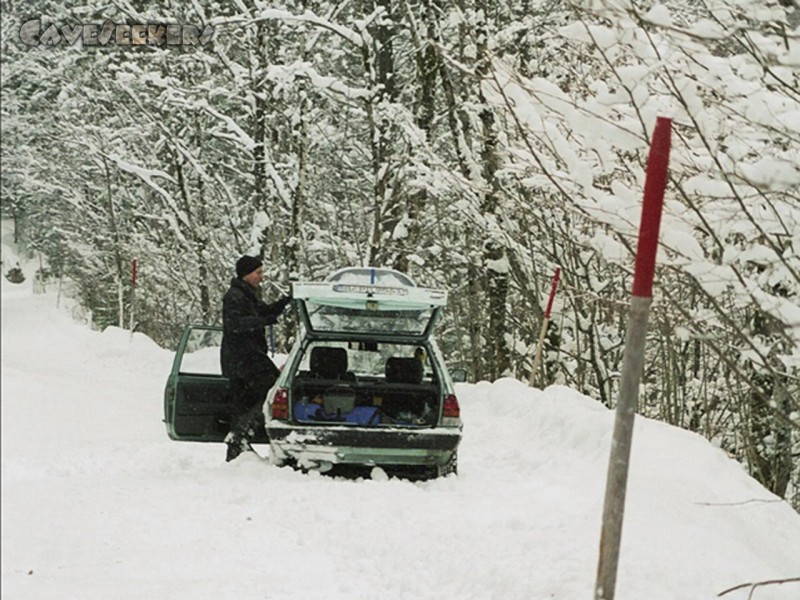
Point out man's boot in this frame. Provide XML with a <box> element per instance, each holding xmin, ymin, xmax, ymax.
<box><xmin>224</xmin><ymin>431</ymin><xmax>248</xmax><ymax>462</ymax></box>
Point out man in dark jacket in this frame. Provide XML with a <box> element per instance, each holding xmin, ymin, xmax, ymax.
<box><xmin>221</xmin><ymin>255</ymin><xmax>291</xmax><ymax>462</ymax></box>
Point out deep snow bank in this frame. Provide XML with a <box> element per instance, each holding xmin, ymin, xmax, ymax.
<box><xmin>2</xmin><ymin>265</ymin><xmax>800</xmax><ymax>600</ymax></box>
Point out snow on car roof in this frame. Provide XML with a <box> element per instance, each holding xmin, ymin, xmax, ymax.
<box><xmin>324</xmin><ymin>267</ymin><xmax>416</xmax><ymax>287</ymax></box>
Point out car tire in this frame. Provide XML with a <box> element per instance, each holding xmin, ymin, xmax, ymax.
<box><xmin>438</xmin><ymin>452</ymin><xmax>458</xmax><ymax>477</ymax></box>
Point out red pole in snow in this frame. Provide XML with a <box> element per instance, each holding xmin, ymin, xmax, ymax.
<box><xmin>529</xmin><ymin>267</ymin><xmax>561</xmax><ymax>387</ymax></box>
<box><xmin>545</xmin><ymin>268</ymin><xmax>561</xmax><ymax>319</ymax></box>
<box><xmin>129</xmin><ymin>258</ymin><xmax>138</xmax><ymax>337</ymax></box>
<box><xmin>595</xmin><ymin>117</ymin><xmax>672</xmax><ymax>600</ymax></box>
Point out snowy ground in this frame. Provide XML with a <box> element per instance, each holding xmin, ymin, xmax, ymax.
<box><xmin>2</xmin><ymin>254</ymin><xmax>800</xmax><ymax>599</ymax></box>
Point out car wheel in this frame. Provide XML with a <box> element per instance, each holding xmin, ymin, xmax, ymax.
<box><xmin>438</xmin><ymin>453</ymin><xmax>458</xmax><ymax>477</ymax></box>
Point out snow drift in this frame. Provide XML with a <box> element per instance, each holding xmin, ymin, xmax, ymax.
<box><xmin>2</xmin><ymin>270</ymin><xmax>799</xmax><ymax>600</ymax></box>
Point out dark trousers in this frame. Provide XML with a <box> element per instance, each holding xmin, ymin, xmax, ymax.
<box><xmin>229</xmin><ymin>374</ymin><xmax>274</xmax><ymax>442</ymax></box>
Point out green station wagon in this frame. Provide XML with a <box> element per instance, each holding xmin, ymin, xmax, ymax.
<box><xmin>164</xmin><ymin>267</ymin><xmax>463</xmax><ymax>478</ymax></box>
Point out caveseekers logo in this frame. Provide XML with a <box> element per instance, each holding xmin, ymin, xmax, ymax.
<box><xmin>18</xmin><ymin>18</ymin><xmax>214</xmax><ymax>47</ymax></box>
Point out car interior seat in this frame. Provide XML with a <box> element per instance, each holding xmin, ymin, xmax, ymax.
<box><xmin>309</xmin><ymin>346</ymin><xmax>355</xmax><ymax>380</ymax></box>
<box><xmin>383</xmin><ymin>357</ymin><xmax>426</xmax><ymax>419</ymax></box>
<box><xmin>385</xmin><ymin>357</ymin><xmax>423</xmax><ymax>384</ymax></box>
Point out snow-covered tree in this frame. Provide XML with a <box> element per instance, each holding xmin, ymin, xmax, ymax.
<box><xmin>3</xmin><ymin>0</ymin><xmax>797</xmax><ymax>506</ymax></box>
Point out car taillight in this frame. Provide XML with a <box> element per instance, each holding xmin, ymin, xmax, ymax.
<box><xmin>271</xmin><ymin>388</ymin><xmax>289</xmax><ymax>420</ymax></box>
<box><xmin>443</xmin><ymin>394</ymin><xmax>460</xmax><ymax>419</ymax></box>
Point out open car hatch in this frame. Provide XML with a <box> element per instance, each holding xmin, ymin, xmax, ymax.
<box><xmin>292</xmin><ymin>267</ymin><xmax>448</xmax><ymax>339</ymax></box>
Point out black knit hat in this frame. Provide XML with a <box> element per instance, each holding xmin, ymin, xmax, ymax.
<box><xmin>236</xmin><ymin>255</ymin><xmax>263</xmax><ymax>279</ymax></box>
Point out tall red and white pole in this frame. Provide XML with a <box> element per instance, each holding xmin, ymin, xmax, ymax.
<box><xmin>529</xmin><ymin>267</ymin><xmax>561</xmax><ymax>387</ymax></box>
<box><xmin>595</xmin><ymin>117</ymin><xmax>672</xmax><ymax>600</ymax></box>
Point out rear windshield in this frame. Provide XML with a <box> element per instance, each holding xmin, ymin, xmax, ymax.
<box><xmin>306</xmin><ymin>303</ymin><xmax>434</xmax><ymax>336</ymax></box>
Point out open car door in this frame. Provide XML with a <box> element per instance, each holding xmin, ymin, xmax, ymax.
<box><xmin>163</xmin><ymin>325</ymin><xmax>269</xmax><ymax>443</ymax></box>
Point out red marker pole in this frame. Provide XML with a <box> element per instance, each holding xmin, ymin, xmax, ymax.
<box><xmin>529</xmin><ymin>267</ymin><xmax>561</xmax><ymax>387</ymax></box>
<box><xmin>130</xmin><ymin>258</ymin><xmax>138</xmax><ymax>337</ymax></box>
<box><xmin>595</xmin><ymin>117</ymin><xmax>671</xmax><ymax>600</ymax></box>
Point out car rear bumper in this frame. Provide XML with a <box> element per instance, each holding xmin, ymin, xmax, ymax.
<box><xmin>266</xmin><ymin>422</ymin><xmax>461</xmax><ymax>468</ymax></box>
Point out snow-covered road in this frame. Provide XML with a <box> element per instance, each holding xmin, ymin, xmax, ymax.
<box><xmin>2</xmin><ymin>276</ymin><xmax>799</xmax><ymax>600</ymax></box>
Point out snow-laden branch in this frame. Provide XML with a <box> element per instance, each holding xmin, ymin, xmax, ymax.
<box><xmin>111</xmin><ymin>158</ymin><xmax>175</xmax><ymax>188</ymax></box>
<box><xmin>106</xmin><ymin>154</ymin><xmax>192</xmax><ymax>245</ymax></box>
<box><xmin>210</xmin><ymin>7</ymin><xmax>376</xmax><ymax>49</ymax></box>
<box><xmin>258</xmin><ymin>8</ymin><xmax>364</xmax><ymax>46</ymax></box>
<box><xmin>266</xmin><ymin>62</ymin><xmax>371</xmax><ymax>102</ymax></box>
<box><xmin>201</xmin><ymin>105</ymin><xmax>257</xmax><ymax>152</ymax></box>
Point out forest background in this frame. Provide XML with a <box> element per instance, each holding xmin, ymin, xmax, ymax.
<box><xmin>2</xmin><ymin>0</ymin><xmax>798</xmax><ymax>509</ymax></box>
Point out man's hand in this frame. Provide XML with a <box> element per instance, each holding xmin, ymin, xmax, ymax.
<box><xmin>261</xmin><ymin>314</ymin><xmax>278</xmax><ymax>326</ymax></box>
<box><xmin>277</xmin><ymin>294</ymin><xmax>292</xmax><ymax>311</ymax></box>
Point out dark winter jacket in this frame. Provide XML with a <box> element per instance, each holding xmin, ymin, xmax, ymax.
<box><xmin>220</xmin><ymin>277</ymin><xmax>291</xmax><ymax>381</ymax></box>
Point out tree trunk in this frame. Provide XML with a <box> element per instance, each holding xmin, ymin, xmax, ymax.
<box><xmin>744</xmin><ymin>304</ymin><xmax>793</xmax><ymax>498</ymax></box>
<box><xmin>252</xmin><ymin>19</ymin><xmax>276</xmax><ymax>252</ymax></box>
<box><xmin>367</xmin><ymin>0</ymin><xmax>397</xmax><ymax>267</ymax></box>
<box><xmin>747</xmin><ymin>369</ymin><xmax>793</xmax><ymax>498</ymax></box>
<box><xmin>394</xmin><ymin>0</ymin><xmax>439</xmax><ymax>275</ymax></box>
<box><xmin>102</xmin><ymin>156</ymin><xmax>125</xmax><ymax>328</ymax></box>
<box><xmin>476</xmin><ymin>1</ymin><xmax>510</xmax><ymax>379</ymax></box>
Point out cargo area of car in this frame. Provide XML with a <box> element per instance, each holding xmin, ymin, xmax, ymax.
<box><xmin>288</xmin><ymin>344</ymin><xmax>441</xmax><ymax>427</ymax></box>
